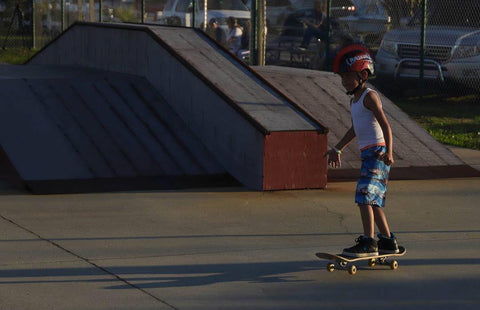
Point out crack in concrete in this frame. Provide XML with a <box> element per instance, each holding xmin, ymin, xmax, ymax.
<box><xmin>0</xmin><ymin>213</ymin><xmax>179</xmax><ymax>310</ymax></box>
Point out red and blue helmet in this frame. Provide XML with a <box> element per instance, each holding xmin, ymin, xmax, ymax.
<box><xmin>332</xmin><ymin>44</ymin><xmax>374</xmax><ymax>76</ymax></box>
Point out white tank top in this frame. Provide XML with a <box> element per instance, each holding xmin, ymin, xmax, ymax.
<box><xmin>351</xmin><ymin>88</ymin><xmax>385</xmax><ymax>150</ymax></box>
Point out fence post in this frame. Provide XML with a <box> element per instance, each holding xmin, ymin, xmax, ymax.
<box><xmin>250</xmin><ymin>0</ymin><xmax>266</xmax><ymax>66</ymax></box>
<box><xmin>203</xmin><ymin>0</ymin><xmax>207</xmax><ymax>31</ymax></box>
<box><xmin>419</xmin><ymin>0</ymin><xmax>427</xmax><ymax>101</ymax></box>
<box><xmin>31</xmin><ymin>0</ymin><xmax>35</xmax><ymax>49</ymax></box>
<box><xmin>61</xmin><ymin>0</ymin><xmax>65</xmax><ymax>31</ymax></box>
<box><xmin>258</xmin><ymin>0</ymin><xmax>266</xmax><ymax>65</ymax></box>
<box><xmin>250</xmin><ymin>0</ymin><xmax>257</xmax><ymax>65</ymax></box>
<box><xmin>192</xmin><ymin>0</ymin><xmax>195</xmax><ymax>27</ymax></box>
<box><xmin>325</xmin><ymin>0</ymin><xmax>331</xmax><ymax>70</ymax></box>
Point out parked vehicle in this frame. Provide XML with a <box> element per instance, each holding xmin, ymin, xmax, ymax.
<box><xmin>289</xmin><ymin>0</ymin><xmax>356</xmax><ymax>18</ymax></box>
<box><xmin>339</xmin><ymin>0</ymin><xmax>390</xmax><ymax>47</ymax></box>
<box><xmin>375</xmin><ymin>0</ymin><xmax>480</xmax><ymax>92</ymax></box>
<box><xmin>246</xmin><ymin>0</ymin><xmax>355</xmax><ymax>29</ymax></box>
<box><xmin>158</xmin><ymin>0</ymin><xmax>250</xmax><ymax>30</ymax></box>
<box><xmin>277</xmin><ymin>0</ymin><xmax>356</xmax><ymax>38</ymax></box>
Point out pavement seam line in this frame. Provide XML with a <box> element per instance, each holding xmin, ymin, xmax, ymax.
<box><xmin>291</xmin><ymin>193</ymin><xmax>352</xmax><ymax>235</ymax></box>
<box><xmin>0</xmin><ymin>214</ymin><xmax>179</xmax><ymax>310</ymax></box>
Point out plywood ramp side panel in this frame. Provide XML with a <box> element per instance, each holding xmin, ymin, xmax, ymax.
<box><xmin>263</xmin><ymin>131</ymin><xmax>328</xmax><ymax>190</ymax></box>
<box><xmin>145</xmin><ymin>39</ymin><xmax>265</xmax><ymax>190</ymax></box>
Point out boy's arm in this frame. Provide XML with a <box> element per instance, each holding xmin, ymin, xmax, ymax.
<box><xmin>364</xmin><ymin>92</ymin><xmax>394</xmax><ymax>166</ymax></box>
<box><xmin>324</xmin><ymin>126</ymin><xmax>356</xmax><ymax>168</ymax></box>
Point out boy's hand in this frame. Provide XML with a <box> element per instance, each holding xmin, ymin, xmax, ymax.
<box><xmin>324</xmin><ymin>149</ymin><xmax>341</xmax><ymax>168</ymax></box>
<box><xmin>380</xmin><ymin>153</ymin><xmax>394</xmax><ymax>166</ymax></box>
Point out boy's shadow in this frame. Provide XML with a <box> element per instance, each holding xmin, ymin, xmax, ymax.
<box><xmin>104</xmin><ymin>261</ymin><xmax>319</xmax><ymax>290</ymax></box>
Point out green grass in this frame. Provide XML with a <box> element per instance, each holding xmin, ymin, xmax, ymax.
<box><xmin>394</xmin><ymin>94</ymin><xmax>480</xmax><ymax>150</ymax></box>
<box><xmin>0</xmin><ymin>48</ymin><xmax>36</xmax><ymax>64</ymax></box>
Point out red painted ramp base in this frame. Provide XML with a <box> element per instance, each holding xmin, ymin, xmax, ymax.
<box><xmin>263</xmin><ymin>131</ymin><xmax>328</xmax><ymax>190</ymax></box>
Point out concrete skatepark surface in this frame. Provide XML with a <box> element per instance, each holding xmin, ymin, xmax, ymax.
<box><xmin>1</xmin><ymin>22</ymin><xmax>479</xmax><ymax>309</ymax></box>
<box><xmin>1</xmin><ymin>168</ymin><xmax>479</xmax><ymax>309</ymax></box>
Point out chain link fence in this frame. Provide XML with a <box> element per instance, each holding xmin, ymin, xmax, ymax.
<box><xmin>0</xmin><ymin>0</ymin><xmax>145</xmax><ymax>49</ymax></box>
<box><xmin>1</xmin><ymin>0</ymin><xmax>479</xmax><ymax>94</ymax></box>
<box><xmin>1</xmin><ymin>0</ymin><xmax>33</xmax><ymax>49</ymax></box>
<box><xmin>264</xmin><ymin>0</ymin><xmax>480</xmax><ymax>95</ymax></box>
<box><xmin>374</xmin><ymin>0</ymin><xmax>480</xmax><ymax>95</ymax></box>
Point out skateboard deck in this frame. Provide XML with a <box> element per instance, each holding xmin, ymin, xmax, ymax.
<box><xmin>315</xmin><ymin>246</ymin><xmax>406</xmax><ymax>275</ymax></box>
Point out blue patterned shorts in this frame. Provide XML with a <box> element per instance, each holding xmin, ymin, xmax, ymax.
<box><xmin>355</xmin><ymin>146</ymin><xmax>390</xmax><ymax>208</ymax></box>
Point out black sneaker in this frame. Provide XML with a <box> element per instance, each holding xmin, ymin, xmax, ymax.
<box><xmin>377</xmin><ymin>233</ymin><xmax>399</xmax><ymax>254</ymax></box>
<box><xmin>342</xmin><ymin>236</ymin><xmax>379</xmax><ymax>257</ymax></box>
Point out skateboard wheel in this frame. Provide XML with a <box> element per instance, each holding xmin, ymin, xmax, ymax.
<box><xmin>327</xmin><ymin>263</ymin><xmax>335</xmax><ymax>272</ymax></box>
<box><xmin>348</xmin><ymin>265</ymin><xmax>357</xmax><ymax>275</ymax></box>
<box><xmin>340</xmin><ymin>261</ymin><xmax>348</xmax><ymax>268</ymax></box>
<box><xmin>390</xmin><ymin>260</ymin><xmax>399</xmax><ymax>270</ymax></box>
<box><xmin>368</xmin><ymin>258</ymin><xmax>376</xmax><ymax>267</ymax></box>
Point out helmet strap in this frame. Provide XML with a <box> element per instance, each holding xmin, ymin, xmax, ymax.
<box><xmin>346</xmin><ymin>73</ymin><xmax>365</xmax><ymax>96</ymax></box>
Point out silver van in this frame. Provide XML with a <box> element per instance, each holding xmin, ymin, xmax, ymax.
<box><xmin>375</xmin><ymin>0</ymin><xmax>480</xmax><ymax>91</ymax></box>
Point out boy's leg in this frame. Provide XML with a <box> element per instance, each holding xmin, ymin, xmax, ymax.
<box><xmin>347</xmin><ymin>146</ymin><xmax>391</xmax><ymax>257</ymax></box>
<box><xmin>373</xmin><ymin>206</ymin><xmax>391</xmax><ymax>237</ymax></box>
<box><xmin>342</xmin><ymin>204</ymin><xmax>378</xmax><ymax>257</ymax></box>
<box><xmin>359</xmin><ymin>204</ymin><xmax>394</xmax><ymax>238</ymax></box>
<box><xmin>359</xmin><ymin>204</ymin><xmax>375</xmax><ymax>238</ymax></box>
<box><xmin>373</xmin><ymin>206</ymin><xmax>400</xmax><ymax>253</ymax></box>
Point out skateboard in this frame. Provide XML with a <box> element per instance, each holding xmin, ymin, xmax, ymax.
<box><xmin>315</xmin><ymin>246</ymin><xmax>406</xmax><ymax>275</ymax></box>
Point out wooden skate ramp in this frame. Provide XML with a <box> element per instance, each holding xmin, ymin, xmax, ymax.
<box><xmin>0</xmin><ymin>23</ymin><xmax>328</xmax><ymax>192</ymax></box>
<box><xmin>254</xmin><ymin>66</ymin><xmax>480</xmax><ymax>180</ymax></box>
<box><xmin>3</xmin><ymin>22</ymin><xmax>471</xmax><ymax>194</ymax></box>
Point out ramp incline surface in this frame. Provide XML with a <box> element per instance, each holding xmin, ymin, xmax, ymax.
<box><xmin>4</xmin><ymin>23</ymin><xmax>329</xmax><ymax>191</ymax></box>
<box><xmin>0</xmin><ymin>64</ymin><xmax>227</xmax><ymax>193</ymax></box>
<box><xmin>254</xmin><ymin>66</ymin><xmax>480</xmax><ymax>180</ymax></box>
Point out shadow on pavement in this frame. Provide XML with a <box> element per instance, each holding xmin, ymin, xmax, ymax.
<box><xmin>1</xmin><ymin>258</ymin><xmax>479</xmax><ymax>290</ymax></box>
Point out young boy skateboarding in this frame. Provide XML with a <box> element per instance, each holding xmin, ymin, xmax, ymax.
<box><xmin>325</xmin><ymin>44</ymin><xmax>399</xmax><ymax>257</ymax></box>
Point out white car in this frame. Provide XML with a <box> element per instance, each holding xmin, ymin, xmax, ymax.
<box><xmin>158</xmin><ymin>0</ymin><xmax>250</xmax><ymax>30</ymax></box>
